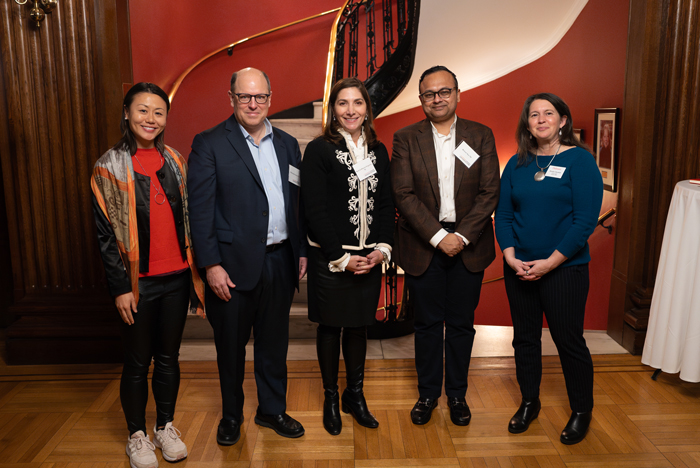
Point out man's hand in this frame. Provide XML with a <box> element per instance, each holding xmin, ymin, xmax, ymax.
<box><xmin>299</xmin><ymin>257</ymin><xmax>308</xmax><ymax>280</ymax></box>
<box><xmin>437</xmin><ymin>233</ymin><xmax>465</xmax><ymax>257</ymax></box>
<box><xmin>115</xmin><ymin>292</ymin><xmax>138</xmax><ymax>325</ymax></box>
<box><xmin>206</xmin><ymin>264</ymin><xmax>235</xmax><ymax>301</ymax></box>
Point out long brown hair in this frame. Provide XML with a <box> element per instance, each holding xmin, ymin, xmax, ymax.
<box><xmin>515</xmin><ymin>92</ymin><xmax>590</xmax><ymax>166</ymax></box>
<box><xmin>322</xmin><ymin>77</ymin><xmax>378</xmax><ymax>148</ymax></box>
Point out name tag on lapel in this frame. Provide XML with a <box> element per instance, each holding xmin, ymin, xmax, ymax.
<box><xmin>288</xmin><ymin>165</ymin><xmax>301</xmax><ymax>186</ymax></box>
<box><xmin>454</xmin><ymin>141</ymin><xmax>480</xmax><ymax>168</ymax></box>
<box><xmin>353</xmin><ymin>158</ymin><xmax>377</xmax><ymax>181</ymax></box>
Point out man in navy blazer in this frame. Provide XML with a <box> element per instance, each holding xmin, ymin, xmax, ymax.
<box><xmin>188</xmin><ymin>68</ymin><xmax>307</xmax><ymax>445</ymax></box>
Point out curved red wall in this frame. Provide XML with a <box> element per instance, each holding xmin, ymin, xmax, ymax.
<box><xmin>129</xmin><ymin>0</ymin><xmax>628</xmax><ymax>330</ymax></box>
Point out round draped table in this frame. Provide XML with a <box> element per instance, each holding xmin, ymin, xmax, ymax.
<box><xmin>642</xmin><ymin>180</ymin><xmax>700</xmax><ymax>382</ymax></box>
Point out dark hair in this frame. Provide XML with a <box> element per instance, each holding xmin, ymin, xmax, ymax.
<box><xmin>418</xmin><ymin>65</ymin><xmax>459</xmax><ymax>91</ymax></box>
<box><xmin>113</xmin><ymin>82</ymin><xmax>170</xmax><ymax>155</ymax></box>
<box><xmin>230</xmin><ymin>69</ymin><xmax>271</xmax><ymax>93</ymax></box>
<box><xmin>515</xmin><ymin>92</ymin><xmax>590</xmax><ymax>165</ymax></box>
<box><xmin>322</xmin><ymin>77</ymin><xmax>378</xmax><ymax>147</ymax></box>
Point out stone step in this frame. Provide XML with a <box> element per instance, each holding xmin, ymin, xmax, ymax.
<box><xmin>270</xmin><ymin>102</ymin><xmax>322</xmax><ymax>155</ymax></box>
<box><xmin>269</xmin><ymin>119</ymin><xmax>321</xmax><ymax>154</ymax></box>
<box><xmin>182</xmin><ymin>310</ymin><xmax>315</xmax><ymax>340</ymax></box>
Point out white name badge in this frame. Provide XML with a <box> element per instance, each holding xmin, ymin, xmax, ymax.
<box><xmin>353</xmin><ymin>158</ymin><xmax>377</xmax><ymax>181</ymax></box>
<box><xmin>545</xmin><ymin>165</ymin><xmax>566</xmax><ymax>178</ymax></box>
<box><xmin>454</xmin><ymin>141</ymin><xmax>480</xmax><ymax>168</ymax></box>
<box><xmin>288</xmin><ymin>165</ymin><xmax>301</xmax><ymax>186</ymax></box>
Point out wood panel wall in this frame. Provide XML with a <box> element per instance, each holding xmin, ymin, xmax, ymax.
<box><xmin>0</xmin><ymin>0</ymin><xmax>131</xmax><ymax>364</ymax></box>
<box><xmin>608</xmin><ymin>0</ymin><xmax>700</xmax><ymax>353</ymax></box>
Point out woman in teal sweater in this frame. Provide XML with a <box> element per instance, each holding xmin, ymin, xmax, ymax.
<box><xmin>495</xmin><ymin>93</ymin><xmax>603</xmax><ymax>445</ymax></box>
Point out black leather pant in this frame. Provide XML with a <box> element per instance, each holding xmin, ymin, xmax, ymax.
<box><xmin>120</xmin><ymin>270</ymin><xmax>190</xmax><ymax>435</ymax></box>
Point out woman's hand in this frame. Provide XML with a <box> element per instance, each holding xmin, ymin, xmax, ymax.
<box><xmin>521</xmin><ymin>250</ymin><xmax>567</xmax><ymax>281</ymax></box>
<box><xmin>346</xmin><ymin>255</ymin><xmax>374</xmax><ymax>275</ymax></box>
<box><xmin>503</xmin><ymin>247</ymin><xmax>529</xmax><ymax>279</ymax></box>
<box><xmin>366</xmin><ymin>250</ymin><xmax>385</xmax><ymax>267</ymax></box>
<box><xmin>115</xmin><ymin>292</ymin><xmax>138</xmax><ymax>325</ymax></box>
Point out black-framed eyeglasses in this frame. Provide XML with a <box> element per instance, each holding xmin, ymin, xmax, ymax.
<box><xmin>419</xmin><ymin>87</ymin><xmax>455</xmax><ymax>102</ymax></box>
<box><xmin>235</xmin><ymin>93</ymin><xmax>270</xmax><ymax>104</ymax></box>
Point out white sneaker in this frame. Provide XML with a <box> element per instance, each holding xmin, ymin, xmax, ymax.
<box><xmin>126</xmin><ymin>431</ymin><xmax>158</xmax><ymax>468</ymax></box>
<box><xmin>153</xmin><ymin>422</ymin><xmax>188</xmax><ymax>462</ymax></box>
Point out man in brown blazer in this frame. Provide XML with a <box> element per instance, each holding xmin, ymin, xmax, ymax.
<box><xmin>391</xmin><ymin>66</ymin><xmax>500</xmax><ymax>426</ymax></box>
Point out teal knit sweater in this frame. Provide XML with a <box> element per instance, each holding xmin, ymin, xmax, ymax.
<box><xmin>494</xmin><ymin>147</ymin><xmax>604</xmax><ymax>267</ymax></box>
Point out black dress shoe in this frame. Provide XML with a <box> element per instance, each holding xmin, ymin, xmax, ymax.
<box><xmin>341</xmin><ymin>388</ymin><xmax>378</xmax><ymax>428</ymax></box>
<box><xmin>217</xmin><ymin>417</ymin><xmax>243</xmax><ymax>446</ymax></box>
<box><xmin>324</xmin><ymin>389</ymin><xmax>342</xmax><ymax>435</ymax></box>
<box><xmin>254</xmin><ymin>410</ymin><xmax>305</xmax><ymax>438</ymax></box>
<box><xmin>508</xmin><ymin>398</ymin><xmax>541</xmax><ymax>434</ymax></box>
<box><xmin>410</xmin><ymin>397</ymin><xmax>438</xmax><ymax>425</ymax></box>
<box><xmin>447</xmin><ymin>397</ymin><xmax>471</xmax><ymax>426</ymax></box>
<box><xmin>560</xmin><ymin>411</ymin><xmax>592</xmax><ymax>445</ymax></box>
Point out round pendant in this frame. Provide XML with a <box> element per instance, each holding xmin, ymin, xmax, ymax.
<box><xmin>154</xmin><ymin>192</ymin><xmax>167</xmax><ymax>205</ymax></box>
<box><xmin>534</xmin><ymin>170</ymin><xmax>546</xmax><ymax>182</ymax></box>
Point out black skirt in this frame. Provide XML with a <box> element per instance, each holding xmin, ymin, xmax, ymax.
<box><xmin>307</xmin><ymin>246</ymin><xmax>382</xmax><ymax>327</ymax></box>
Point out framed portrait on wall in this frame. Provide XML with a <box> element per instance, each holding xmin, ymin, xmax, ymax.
<box><xmin>593</xmin><ymin>108</ymin><xmax>619</xmax><ymax>191</ymax></box>
<box><xmin>573</xmin><ymin>128</ymin><xmax>583</xmax><ymax>143</ymax></box>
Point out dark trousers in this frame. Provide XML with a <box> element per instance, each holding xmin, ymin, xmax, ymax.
<box><xmin>120</xmin><ymin>270</ymin><xmax>190</xmax><ymax>436</ymax></box>
<box><xmin>206</xmin><ymin>243</ymin><xmax>295</xmax><ymax>421</ymax></box>
<box><xmin>503</xmin><ymin>261</ymin><xmax>594</xmax><ymax>412</ymax></box>
<box><xmin>406</xmin><ymin>251</ymin><xmax>484</xmax><ymax>399</ymax></box>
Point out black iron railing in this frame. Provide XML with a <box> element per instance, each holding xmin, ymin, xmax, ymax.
<box><xmin>323</xmin><ymin>0</ymin><xmax>420</xmax><ymax>125</ymax></box>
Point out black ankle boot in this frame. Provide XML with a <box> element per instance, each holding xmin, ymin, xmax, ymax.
<box><xmin>341</xmin><ymin>327</ymin><xmax>378</xmax><ymax>428</ymax></box>
<box><xmin>341</xmin><ymin>387</ymin><xmax>378</xmax><ymax>428</ymax></box>
<box><xmin>508</xmin><ymin>398</ymin><xmax>541</xmax><ymax>434</ymax></box>
<box><xmin>323</xmin><ymin>389</ymin><xmax>342</xmax><ymax>435</ymax></box>
<box><xmin>560</xmin><ymin>411</ymin><xmax>592</xmax><ymax>445</ymax></box>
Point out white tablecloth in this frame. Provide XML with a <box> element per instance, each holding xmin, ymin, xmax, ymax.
<box><xmin>642</xmin><ymin>180</ymin><xmax>700</xmax><ymax>382</ymax></box>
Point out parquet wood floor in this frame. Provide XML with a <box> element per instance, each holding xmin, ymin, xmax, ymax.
<box><xmin>0</xmin><ymin>355</ymin><xmax>699</xmax><ymax>468</ymax></box>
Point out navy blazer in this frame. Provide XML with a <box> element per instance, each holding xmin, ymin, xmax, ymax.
<box><xmin>188</xmin><ymin>114</ymin><xmax>305</xmax><ymax>291</ymax></box>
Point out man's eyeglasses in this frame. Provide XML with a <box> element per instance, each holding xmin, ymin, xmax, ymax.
<box><xmin>419</xmin><ymin>87</ymin><xmax>455</xmax><ymax>102</ymax></box>
<box><xmin>234</xmin><ymin>93</ymin><xmax>270</xmax><ymax>104</ymax></box>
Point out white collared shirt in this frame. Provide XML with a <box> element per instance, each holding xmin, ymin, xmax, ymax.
<box><xmin>433</xmin><ymin>115</ymin><xmax>457</xmax><ymax>223</ymax></box>
<box><xmin>428</xmin><ymin>115</ymin><xmax>470</xmax><ymax>248</ymax></box>
<box><xmin>239</xmin><ymin>119</ymin><xmax>287</xmax><ymax>245</ymax></box>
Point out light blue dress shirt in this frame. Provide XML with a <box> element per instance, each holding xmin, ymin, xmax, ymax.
<box><xmin>239</xmin><ymin>119</ymin><xmax>288</xmax><ymax>245</ymax></box>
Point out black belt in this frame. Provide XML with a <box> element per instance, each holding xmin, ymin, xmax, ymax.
<box><xmin>440</xmin><ymin>222</ymin><xmax>456</xmax><ymax>231</ymax></box>
<box><xmin>265</xmin><ymin>239</ymin><xmax>287</xmax><ymax>253</ymax></box>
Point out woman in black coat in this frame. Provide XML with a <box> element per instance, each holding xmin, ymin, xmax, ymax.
<box><xmin>301</xmin><ymin>78</ymin><xmax>394</xmax><ymax>436</ymax></box>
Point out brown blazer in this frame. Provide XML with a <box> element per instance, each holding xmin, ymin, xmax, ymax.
<box><xmin>391</xmin><ymin>117</ymin><xmax>500</xmax><ymax>276</ymax></box>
